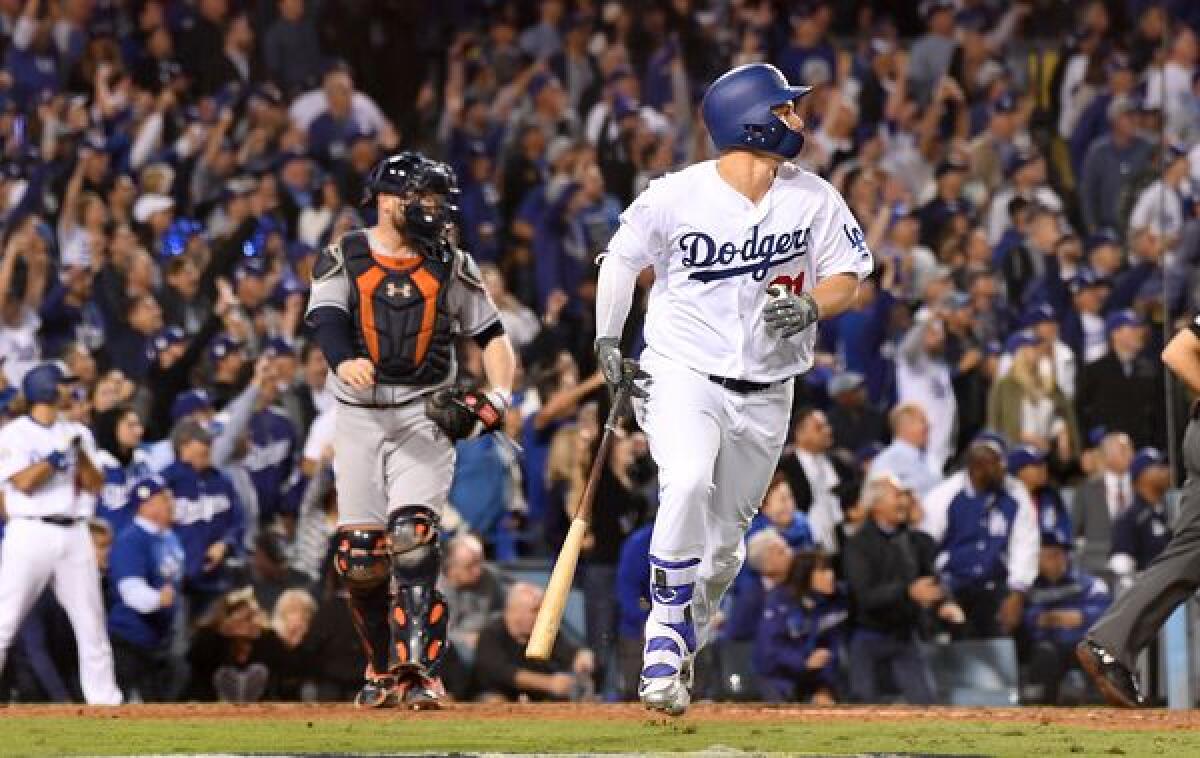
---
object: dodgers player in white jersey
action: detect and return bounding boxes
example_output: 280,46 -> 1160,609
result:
0,363 -> 122,704
595,63 -> 873,715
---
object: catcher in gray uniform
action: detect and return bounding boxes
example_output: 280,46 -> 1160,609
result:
305,151 -> 516,709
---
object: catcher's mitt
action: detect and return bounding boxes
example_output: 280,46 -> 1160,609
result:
425,386 -> 506,441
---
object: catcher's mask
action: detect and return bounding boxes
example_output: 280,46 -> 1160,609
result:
362,152 -> 460,252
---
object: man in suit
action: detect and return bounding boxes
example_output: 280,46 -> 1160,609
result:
1072,432 -> 1135,581
1078,316 -> 1200,707
1076,310 -> 1166,449
779,408 -> 856,554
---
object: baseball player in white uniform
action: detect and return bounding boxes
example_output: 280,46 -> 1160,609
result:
0,362 -> 122,704
595,63 -> 872,715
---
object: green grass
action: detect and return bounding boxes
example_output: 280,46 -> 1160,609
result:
2,716 -> 1197,756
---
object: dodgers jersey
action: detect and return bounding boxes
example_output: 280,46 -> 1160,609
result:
605,161 -> 873,382
0,416 -> 100,518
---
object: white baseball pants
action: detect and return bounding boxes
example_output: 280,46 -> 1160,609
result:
634,347 -> 793,648
0,518 -> 122,704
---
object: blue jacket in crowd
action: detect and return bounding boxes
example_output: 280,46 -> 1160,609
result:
724,513 -> 815,641
1022,570 -> 1111,649
1032,485 -> 1073,550
922,472 -> 1039,593
160,460 -> 245,593
242,407 -> 298,522
615,524 -> 653,641
1111,496 -> 1172,571
96,450 -> 158,536
108,519 -> 185,650
753,586 -> 848,700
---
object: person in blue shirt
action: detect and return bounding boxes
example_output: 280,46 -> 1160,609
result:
241,378 -> 299,526
1021,530 -> 1111,705
775,5 -> 836,97
37,263 -> 101,360
160,419 -> 245,618
1008,445 -> 1072,549
753,547 -> 847,704
920,433 -> 1040,639
615,523 -> 652,701
1110,448 -> 1172,585
107,476 -> 185,702
726,474 -> 814,642
457,145 -> 503,264
869,403 -> 941,498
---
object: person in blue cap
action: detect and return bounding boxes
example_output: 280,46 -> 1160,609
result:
241,357 -> 300,526
144,279 -> 240,440
1008,445 -> 1072,548
1076,308 -> 1166,450
160,418 -> 245,620
1049,266 -> 1112,365
1109,448 -> 1172,587
1021,528 -> 1111,705
1078,94 -> 1153,236
920,431 -> 1039,638
107,475 -> 185,702
207,333 -> 248,409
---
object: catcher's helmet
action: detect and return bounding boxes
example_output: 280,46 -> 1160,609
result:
21,362 -> 68,406
701,63 -> 813,160
362,152 -> 460,252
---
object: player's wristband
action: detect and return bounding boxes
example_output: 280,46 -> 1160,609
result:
487,388 -> 512,410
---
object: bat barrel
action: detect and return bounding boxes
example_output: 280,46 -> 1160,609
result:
524,379 -> 635,660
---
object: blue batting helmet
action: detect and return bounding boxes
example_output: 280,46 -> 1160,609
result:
21,363 -> 68,406
701,63 -> 813,160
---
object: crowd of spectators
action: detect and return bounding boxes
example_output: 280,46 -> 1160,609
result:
0,0 -> 1198,706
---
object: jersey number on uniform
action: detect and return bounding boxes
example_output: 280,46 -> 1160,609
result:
768,272 -> 806,295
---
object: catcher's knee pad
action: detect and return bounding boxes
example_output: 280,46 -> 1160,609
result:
335,527 -> 391,590
386,506 -> 448,673
334,528 -> 392,676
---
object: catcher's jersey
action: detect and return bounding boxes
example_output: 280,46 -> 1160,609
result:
605,160 -> 873,382
306,228 -> 500,406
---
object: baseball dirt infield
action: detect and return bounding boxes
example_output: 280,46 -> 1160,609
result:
4,702 -> 1200,756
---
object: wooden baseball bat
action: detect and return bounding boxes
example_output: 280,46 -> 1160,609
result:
526,375 -> 635,661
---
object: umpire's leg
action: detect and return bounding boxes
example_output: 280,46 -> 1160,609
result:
1088,418 -> 1200,670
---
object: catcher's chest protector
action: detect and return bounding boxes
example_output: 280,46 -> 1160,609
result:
343,231 -> 454,386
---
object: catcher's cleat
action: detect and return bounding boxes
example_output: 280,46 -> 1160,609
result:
354,675 -> 401,708
397,671 -> 445,711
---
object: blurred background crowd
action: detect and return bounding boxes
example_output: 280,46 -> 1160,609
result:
0,0 -> 1198,707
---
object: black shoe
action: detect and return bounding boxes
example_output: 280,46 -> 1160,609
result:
1075,640 -> 1146,708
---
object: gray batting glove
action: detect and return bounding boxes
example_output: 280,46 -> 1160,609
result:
595,337 -> 649,398
764,287 -> 820,338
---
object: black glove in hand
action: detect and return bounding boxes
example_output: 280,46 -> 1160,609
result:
763,286 -> 820,338
426,386 -> 507,441
594,337 -> 648,398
